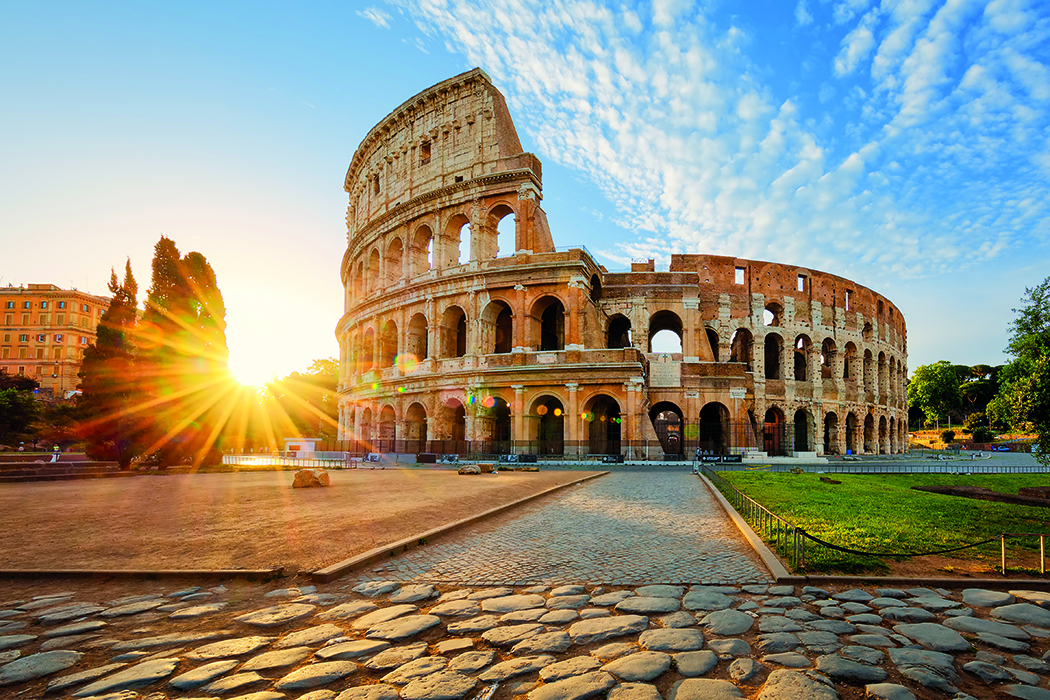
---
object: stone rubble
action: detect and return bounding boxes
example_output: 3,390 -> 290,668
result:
0,581 -> 1046,699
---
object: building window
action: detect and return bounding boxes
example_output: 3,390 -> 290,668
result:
57,301 -> 66,309
734,267 -> 745,284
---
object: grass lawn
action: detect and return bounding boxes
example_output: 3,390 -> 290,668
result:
718,471 -> 1050,574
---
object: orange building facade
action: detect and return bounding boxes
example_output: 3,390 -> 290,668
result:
0,284 -> 109,397
335,69 -> 908,458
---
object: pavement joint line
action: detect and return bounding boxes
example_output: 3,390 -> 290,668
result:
311,470 -> 610,583
698,473 -> 789,581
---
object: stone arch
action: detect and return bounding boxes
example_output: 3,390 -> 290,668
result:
406,402 -> 427,450
793,408 -> 812,452
530,295 -> 565,351
380,319 -> 398,367
583,394 -> 621,455
530,394 -> 565,455
763,406 -> 786,455
794,335 -> 811,381
439,305 -> 467,358
763,302 -> 783,326
406,313 -> 428,361
698,402 -> 730,455
824,411 -> 838,455
607,314 -> 632,349
706,327 -> 720,362
385,237 -> 404,286
480,299 -> 514,354
764,333 -> 783,380
820,338 -> 837,379
729,328 -> 754,371
410,224 -> 433,276
650,401 -> 685,456
648,310 -> 683,353
490,203 -> 517,259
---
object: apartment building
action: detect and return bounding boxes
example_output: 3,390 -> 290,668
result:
0,284 -> 110,397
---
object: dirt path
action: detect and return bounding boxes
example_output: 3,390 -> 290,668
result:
0,469 -> 598,572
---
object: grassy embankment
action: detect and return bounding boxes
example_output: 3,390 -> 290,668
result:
719,471 -> 1050,574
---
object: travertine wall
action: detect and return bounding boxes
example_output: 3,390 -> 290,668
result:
336,69 -> 908,457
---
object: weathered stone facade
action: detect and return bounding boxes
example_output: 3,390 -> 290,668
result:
336,69 -> 907,457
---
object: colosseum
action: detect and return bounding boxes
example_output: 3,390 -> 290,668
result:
336,68 -> 908,460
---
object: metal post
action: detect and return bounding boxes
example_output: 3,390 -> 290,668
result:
1001,534 -> 1007,576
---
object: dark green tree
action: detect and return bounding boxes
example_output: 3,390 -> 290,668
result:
77,261 -> 145,468
138,237 -> 230,467
907,360 -> 961,429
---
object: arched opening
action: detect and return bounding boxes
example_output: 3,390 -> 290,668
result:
698,402 -> 730,455
706,328 -> 720,361
607,315 -> 632,349
584,394 -> 621,455
820,338 -> 836,379
793,409 -> 810,452
824,412 -> 838,455
410,225 -> 433,276
729,329 -> 754,371
763,302 -> 783,326
879,415 -> 888,454
531,296 -> 565,351
480,396 -> 511,453
764,333 -> 783,380
764,408 -> 785,456
380,319 -> 398,367
440,306 -> 467,358
649,402 -> 684,456
533,396 -> 565,455
589,275 -> 602,303
864,413 -> 875,453
648,310 -> 684,353
406,402 -> 427,452
378,405 -> 396,447
493,205 -> 516,258
843,342 -> 857,380
480,300 -> 513,354
362,327 -> 375,371
794,335 -> 811,381
385,237 -> 404,286
367,249 -> 381,292
406,313 -> 428,361
845,413 -> 857,454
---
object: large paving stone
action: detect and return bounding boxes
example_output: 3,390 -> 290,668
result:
234,603 -> 316,628
601,651 -> 671,681
479,655 -> 556,682
0,650 -> 82,686
401,670 -> 477,700
185,635 -> 274,659
316,639 -> 391,660
639,628 -> 704,652
616,597 -> 680,614
963,589 -> 1016,607
529,671 -> 616,700
569,616 -> 649,645
993,603 -> 1050,627
71,658 -> 180,697
481,595 -> 546,612
700,609 -> 753,636
169,659 -> 240,690
275,660 -> 358,690
755,668 -> 838,700
944,615 -> 1031,640
351,604 -> 419,630
892,623 -> 970,652
366,614 -> 441,640
667,678 -> 744,700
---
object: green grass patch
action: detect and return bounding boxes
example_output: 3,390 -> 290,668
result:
718,472 -> 1050,574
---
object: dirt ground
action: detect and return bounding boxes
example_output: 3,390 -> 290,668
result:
0,469 -> 599,573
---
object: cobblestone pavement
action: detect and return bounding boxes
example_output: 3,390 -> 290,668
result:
2,577 -> 1049,700
360,468 -> 772,586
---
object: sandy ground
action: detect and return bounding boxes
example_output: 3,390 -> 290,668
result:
0,469 -> 599,573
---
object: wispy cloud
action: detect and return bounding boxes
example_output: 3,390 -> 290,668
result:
394,0 -> 1050,280
357,7 -> 392,28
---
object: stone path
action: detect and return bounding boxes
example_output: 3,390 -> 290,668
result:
1,579 -> 1049,699
360,468 -> 771,586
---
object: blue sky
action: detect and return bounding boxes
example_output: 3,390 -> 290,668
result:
2,1 -> 1048,383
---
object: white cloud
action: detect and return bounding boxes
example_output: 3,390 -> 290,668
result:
357,6 -> 392,28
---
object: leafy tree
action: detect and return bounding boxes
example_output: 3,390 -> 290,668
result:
78,261 -> 146,468
138,237 -> 230,467
0,387 -> 39,447
907,360 -> 961,429
990,276 -> 1050,466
